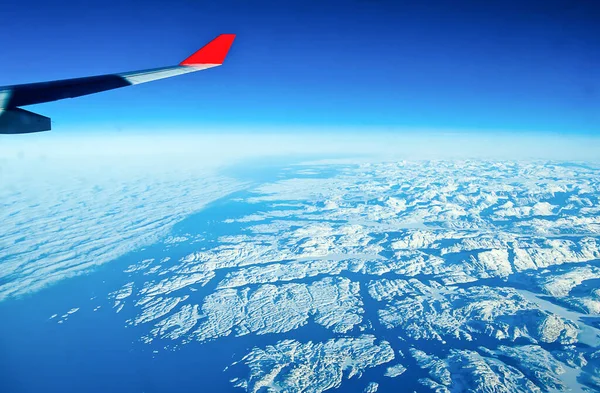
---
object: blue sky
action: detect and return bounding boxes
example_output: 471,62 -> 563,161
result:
0,0 -> 598,134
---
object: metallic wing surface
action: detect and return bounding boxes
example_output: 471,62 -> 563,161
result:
0,34 -> 235,134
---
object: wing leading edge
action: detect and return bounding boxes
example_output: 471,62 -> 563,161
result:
0,34 -> 235,134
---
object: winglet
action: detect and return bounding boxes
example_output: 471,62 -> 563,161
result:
180,34 -> 236,66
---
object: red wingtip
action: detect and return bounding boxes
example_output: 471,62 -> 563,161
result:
179,34 -> 236,66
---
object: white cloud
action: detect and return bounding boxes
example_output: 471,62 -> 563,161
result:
0,142 -> 245,300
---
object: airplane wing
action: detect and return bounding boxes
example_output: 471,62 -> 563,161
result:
0,34 -> 236,134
